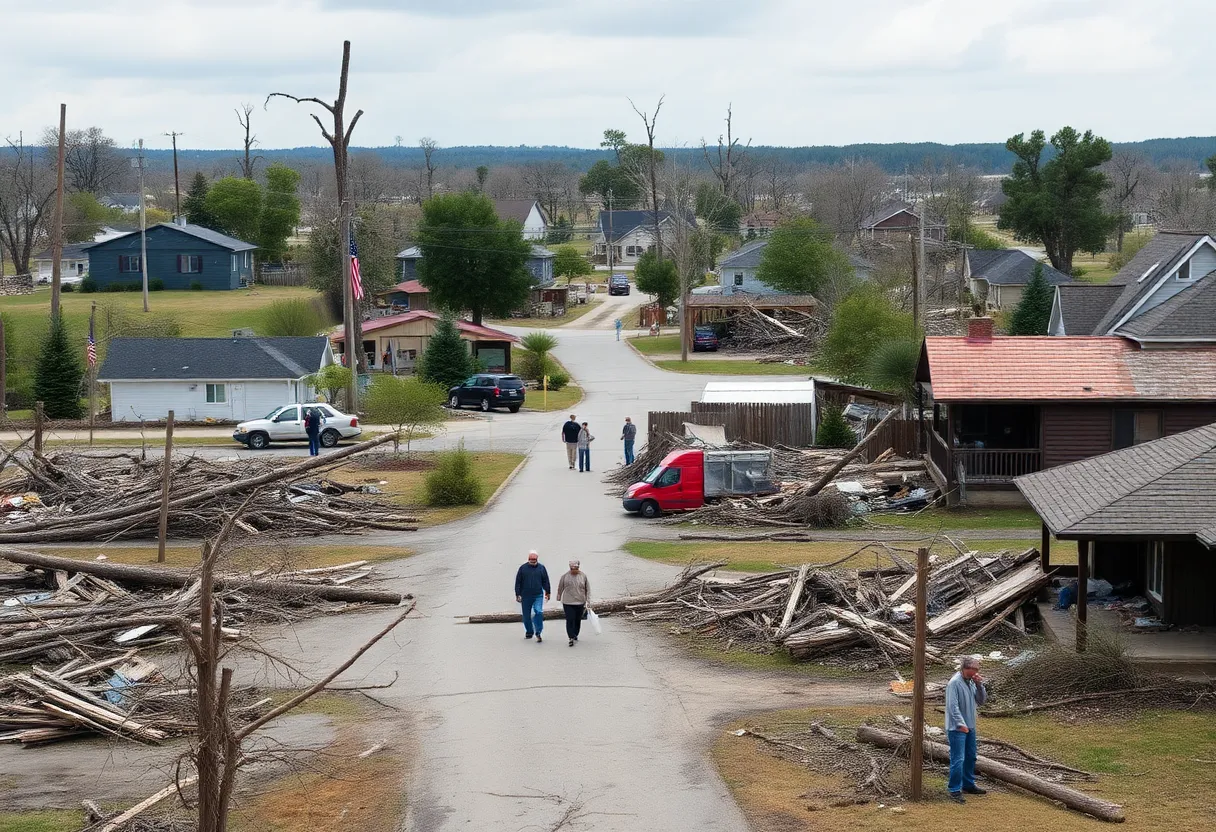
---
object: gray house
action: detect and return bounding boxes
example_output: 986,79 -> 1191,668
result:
965,249 -> 1071,309
715,239 -> 872,296
396,244 -> 555,287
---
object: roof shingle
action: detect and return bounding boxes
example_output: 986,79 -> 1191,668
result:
99,337 -> 328,381
967,249 -> 1071,286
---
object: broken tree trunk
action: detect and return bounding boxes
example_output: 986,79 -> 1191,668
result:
805,408 -> 899,497
926,561 -> 1050,636
855,725 -> 1125,823
0,548 -> 407,605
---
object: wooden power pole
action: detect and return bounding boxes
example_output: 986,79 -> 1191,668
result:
88,301 -> 97,446
136,139 -> 150,313
910,546 -> 930,800
157,411 -> 175,563
50,103 -> 67,320
164,131 -> 184,218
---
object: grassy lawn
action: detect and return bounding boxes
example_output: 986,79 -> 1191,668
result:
653,359 -> 810,376
715,705 -> 1216,832
624,538 -> 1038,574
486,297 -> 603,328
524,384 -> 583,412
0,811 -> 85,832
866,507 -> 1041,532
33,543 -> 413,570
626,334 -> 683,355
334,451 -> 525,526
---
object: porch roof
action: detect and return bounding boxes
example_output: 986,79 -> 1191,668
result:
1015,423 -> 1216,544
919,335 -> 1216,402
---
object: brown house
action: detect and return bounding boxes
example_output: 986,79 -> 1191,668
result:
917,318 -> 1216,505
859,200 -> 945,242
375,279 -> 430,313
1016,424 -> 1216,628
332,311 -> 517,375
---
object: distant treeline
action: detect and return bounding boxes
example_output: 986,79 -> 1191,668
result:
137,137 -> 1216,175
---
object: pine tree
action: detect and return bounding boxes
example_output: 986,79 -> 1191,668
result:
182,172 -> 214,227
418,313 -> 477,390
815,405 -> 856,449
34,318 -> 84,419
1008,263 -> 1054,335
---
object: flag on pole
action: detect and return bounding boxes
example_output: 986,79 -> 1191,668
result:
86,317 -> 97,367
350,234 -> 364,301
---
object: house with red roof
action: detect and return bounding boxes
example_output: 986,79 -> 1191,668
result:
331,311 -> 518,375
917,317 -> 1216,505
375,279 -> 430,313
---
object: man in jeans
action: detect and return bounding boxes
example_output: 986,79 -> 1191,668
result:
561,414 -> 581,470
945,656 -> 988,803
621,416 -> 637,465
514,550 -> 550,642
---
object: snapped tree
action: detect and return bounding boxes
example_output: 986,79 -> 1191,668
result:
1008,263 -> 1055,336
634,249 -> 680,308
998,127 -> 1117,275
418,312 -> 477,390
415,192 -> 533,325
364,375 -> 447,455
34,317 -> 84,419
757,217 -> 853,296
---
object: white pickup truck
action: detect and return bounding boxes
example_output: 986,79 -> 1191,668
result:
232,403 -> 361,450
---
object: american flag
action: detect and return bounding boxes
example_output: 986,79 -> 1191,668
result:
350,234 -> 364,301
86,317 -> 97,367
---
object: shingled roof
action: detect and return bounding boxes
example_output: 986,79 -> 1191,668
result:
1015,423 -> 1216,544
719,239 -> 768,269
1052,284 -> 1125,336
1089,231 -> 1210,334
1117,270 -> 1216,341
967,249 -> 1071,286
99,337 -> 329,381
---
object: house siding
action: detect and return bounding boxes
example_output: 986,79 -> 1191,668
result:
1163,541 -> 1216,626
1041,405 -> 1113,468
1137,245 -> 1216,317
87,226 -> 252,290
109,379 -> 299,422
719,266 -> 777,295
1162,404 -> 1216,433
401,259 -> 419,280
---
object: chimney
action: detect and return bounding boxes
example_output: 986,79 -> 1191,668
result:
967,317 -> 994,342
176,215 -> 187,227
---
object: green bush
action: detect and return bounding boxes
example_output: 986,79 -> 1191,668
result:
815,405 -> 856,449
79,277 -> 98,293
545,369 -> 569,391
101,282 -> 125,293
61,282 -> 75,293
190,280 -> 204,291
424,441 -> 483,506
258,297 -> 329,336
149,278 -> 165,291
125,282 -> 141,292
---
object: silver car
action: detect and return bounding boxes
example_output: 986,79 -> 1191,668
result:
232,403 -> 361,450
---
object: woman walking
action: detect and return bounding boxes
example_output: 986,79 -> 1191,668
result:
577,422 -> 595,472
556,560 -> 591,646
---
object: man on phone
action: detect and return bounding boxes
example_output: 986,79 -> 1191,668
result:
945,656 -> 988,803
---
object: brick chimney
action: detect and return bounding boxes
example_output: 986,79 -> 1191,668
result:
967,317 -> 994,341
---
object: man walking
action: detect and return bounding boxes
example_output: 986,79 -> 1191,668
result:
621,417 -> 637,465
303,406 -> 325,457
577,422 -> 595,472
945,656 -> 988,803
556,560 -> 590,646
514,550 -> 550,642
561,414 -> 581,470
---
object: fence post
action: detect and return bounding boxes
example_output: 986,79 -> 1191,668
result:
157,411 -> 175,563
33,401 -> 44,454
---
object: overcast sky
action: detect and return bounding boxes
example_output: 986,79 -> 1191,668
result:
3,0 -> 1208,152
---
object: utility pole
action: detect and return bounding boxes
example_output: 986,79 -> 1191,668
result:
50,103 -> 67,319
605,189 -> 614,273
0,316 -> 6,421
136,139 -> 150,312
163,131 -> 184,218
910,546 -> 930,800
88,301 -> 97,446
342,201 -> 358,413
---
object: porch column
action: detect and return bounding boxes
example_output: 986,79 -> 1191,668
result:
1040,523 -> 1051,572
1076,540 -> 1089,653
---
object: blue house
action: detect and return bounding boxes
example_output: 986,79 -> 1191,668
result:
395,244 -> 555,287
84,221 -> 256,290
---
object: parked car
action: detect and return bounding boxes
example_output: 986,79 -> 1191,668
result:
608,273 -> 631,296
447,374 -> 526,413
693,326 -> 720,352
233,403 -> 361,450
623,449 -> 775,518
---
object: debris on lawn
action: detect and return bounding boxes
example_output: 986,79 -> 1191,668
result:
0,433 -> 419,543
716,304 -> 828,362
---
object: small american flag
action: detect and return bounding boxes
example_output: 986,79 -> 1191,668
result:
86,317 -> 97,367
350,234 -> 364,301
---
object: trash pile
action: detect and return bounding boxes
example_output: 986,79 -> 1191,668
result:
0,548 -> 405,746
717,305 -> 828,362
0,434 -> 417,543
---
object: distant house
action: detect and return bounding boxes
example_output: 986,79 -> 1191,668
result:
715,239 -> 872,296
1049,231 -> 1216,343
331,310 -> 518,375
84,220 -> 256,290
396,244 -> 555,287
859,201 -> 946,242
99,336 -> 333,422
31,227 -> 128,283
99,194 -> 147,214
492,198 -> 549,240
965,249 -> 1072,309
739,211 -> 782,238
593,209 -> 692,267
375,279 -> 430,313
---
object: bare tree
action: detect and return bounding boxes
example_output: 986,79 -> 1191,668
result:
419,137 -> 438,200
0,134 -> 55,275
235,104 -> 262,180
756,152 -> 799,213
40,125 -> 124,195
1147,161 -> 1214,230
1103,152 -> 1148,251
702,104 -> 750,200
523,161 -> 574,224
348,150 -> 392,205
805,158 -> 888,239
268,39 -> 367,401
629,96 -> 665,259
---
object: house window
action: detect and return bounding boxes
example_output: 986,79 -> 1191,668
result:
1176,260 -> 1193,281
733,273 -> 744,286
177,255 -> 202,273
118,255 -> 141,273
205,383 -> 226,403
1113,410 -> 1163,449
1147,541 -> 1164,601
232,254 -> 238,272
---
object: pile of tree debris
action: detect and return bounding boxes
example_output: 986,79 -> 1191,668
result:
0,434 -> 418,543
0,547 -> 406,746
716,305 -> 828,362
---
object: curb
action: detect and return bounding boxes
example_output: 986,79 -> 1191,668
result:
483,454 -> 530,510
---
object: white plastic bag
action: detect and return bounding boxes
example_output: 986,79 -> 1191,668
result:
587,608 -> 602,635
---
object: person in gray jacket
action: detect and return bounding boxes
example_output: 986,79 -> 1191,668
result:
945,656 -> 988,803
621,417 -> 637,465
577,422 -> 595,472
555,560 -> 591,645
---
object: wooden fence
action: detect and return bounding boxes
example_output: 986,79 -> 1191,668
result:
648,402 -> 815,447
256,264 -> 309,286
859,417 -> 919,462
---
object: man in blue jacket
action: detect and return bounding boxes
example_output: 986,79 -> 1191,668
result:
515,550 -> 551,642
945,656 -> 989,803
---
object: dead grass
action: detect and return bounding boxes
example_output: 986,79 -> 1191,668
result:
714,705 -> 1216,832
32,543 -> 413,570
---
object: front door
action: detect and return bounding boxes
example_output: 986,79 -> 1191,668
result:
229,383 -> 246,420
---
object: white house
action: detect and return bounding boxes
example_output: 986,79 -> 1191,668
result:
32,226 -> 127,282
493,199 -> 549,240
717,239 -> 769,294
99,336 -> 335,422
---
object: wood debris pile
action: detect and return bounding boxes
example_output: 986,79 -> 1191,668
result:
626,548 -> 1050,665
717,306 -> 827,362
0,549 -> 406,746
0,434 -> 418,543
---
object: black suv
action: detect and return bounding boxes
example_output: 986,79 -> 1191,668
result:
608,273 -> 630,295
447,374 -> 527,412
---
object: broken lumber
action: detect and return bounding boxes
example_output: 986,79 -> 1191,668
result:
855,725 -> 1125,822
805,408 -> 900,497
926,561 -> 1050,636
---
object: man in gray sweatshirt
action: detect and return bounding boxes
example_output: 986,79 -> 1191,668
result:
945,655 -> 988,803
621,417 -> 637,465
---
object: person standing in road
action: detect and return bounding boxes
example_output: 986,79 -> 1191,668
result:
561,414 -> 581,470
945,656 -> 989,803
556,560 -> 590,646
577,422 -> 595,472
303,406 -> 325,457
621,417 -> 637,465
514,550 -> 551,642
614,318 -> 623,341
